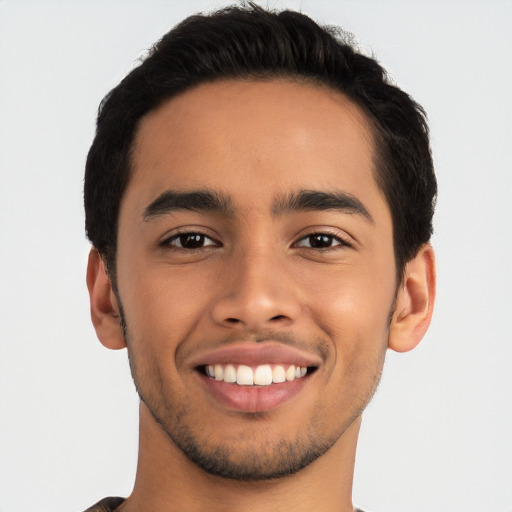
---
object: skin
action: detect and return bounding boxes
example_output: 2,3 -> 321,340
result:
87,79 -> 435,512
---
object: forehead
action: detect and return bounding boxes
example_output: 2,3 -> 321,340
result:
126,79 -> 384,216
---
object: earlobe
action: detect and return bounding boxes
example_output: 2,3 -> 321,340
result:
86,248 -> 127,350
388,244 -> 436,353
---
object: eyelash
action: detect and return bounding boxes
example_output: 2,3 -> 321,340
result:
161,230 -> 352,251
293,231 -> 353,250
162,232 -> 220,251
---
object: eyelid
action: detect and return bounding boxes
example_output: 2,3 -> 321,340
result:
159,226 -> 222,248
292,227 -> 354,249
168,233 -> 217,248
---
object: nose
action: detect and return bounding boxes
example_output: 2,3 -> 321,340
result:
210,247 -> 302,332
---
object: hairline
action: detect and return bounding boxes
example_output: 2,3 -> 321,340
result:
104,74 -> 403,285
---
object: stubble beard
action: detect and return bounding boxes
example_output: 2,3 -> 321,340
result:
127,352 -> 385,482
150,401 -> 338,481
128,354 -> 350,481
117,298 -> 387,482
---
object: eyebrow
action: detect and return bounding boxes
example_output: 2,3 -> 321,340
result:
143,190 -> 234,220
271,190 -> 373,222
142,188 -> 372,223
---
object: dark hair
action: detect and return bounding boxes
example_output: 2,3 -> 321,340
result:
84,3 -> 436,280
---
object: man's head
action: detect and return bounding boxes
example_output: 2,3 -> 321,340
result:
84,3 -> 436,282
85,3 -> 436,483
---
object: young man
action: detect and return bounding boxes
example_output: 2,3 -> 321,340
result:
84,4 -> 436,511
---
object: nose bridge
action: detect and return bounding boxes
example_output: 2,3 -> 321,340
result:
238,243 -> 281,299
210,240 -> 300,330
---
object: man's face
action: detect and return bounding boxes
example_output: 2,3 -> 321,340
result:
114,79 -> 397,479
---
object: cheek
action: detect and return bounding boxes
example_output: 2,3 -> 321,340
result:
305,264 -> 396,339
302,262 -> 395,394
120,266 -> 211,355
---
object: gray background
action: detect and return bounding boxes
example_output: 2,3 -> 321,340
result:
1,1 -> 511,511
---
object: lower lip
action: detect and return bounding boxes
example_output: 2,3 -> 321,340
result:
198,372 -> 311,413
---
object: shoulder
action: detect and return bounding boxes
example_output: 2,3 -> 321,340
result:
82,497 -> 125,512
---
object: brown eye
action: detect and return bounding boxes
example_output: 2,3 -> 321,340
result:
167,233 -> 217,249
309,234 -> 335,248
180,234 -> 205,248
297,234 -> 343,249
294,233 -> 352,251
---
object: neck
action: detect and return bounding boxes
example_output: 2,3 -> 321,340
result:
121,403 -> 359,512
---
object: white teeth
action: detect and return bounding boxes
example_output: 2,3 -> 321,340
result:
205,364 -> 309,386
214,364 -> 224,381
272,365 -> 286,383
236,365 -> 253,386
254,365 -> 273,386
223,364 -> 237,383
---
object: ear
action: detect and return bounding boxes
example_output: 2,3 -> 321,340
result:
86,248 -> 127,350
388,244 -> 436,353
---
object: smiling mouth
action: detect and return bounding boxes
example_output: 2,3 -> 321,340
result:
201,364 -> 316,386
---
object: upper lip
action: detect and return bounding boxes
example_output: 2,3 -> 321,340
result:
188,342 -> 323,369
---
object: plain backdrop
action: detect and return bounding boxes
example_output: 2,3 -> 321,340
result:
0,1 -> 511,511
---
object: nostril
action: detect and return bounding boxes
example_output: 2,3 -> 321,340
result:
270,315 -> 286,321
226,318 -> 241,324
